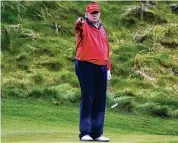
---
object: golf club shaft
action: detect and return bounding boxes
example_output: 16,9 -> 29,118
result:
108,81 -> 117,104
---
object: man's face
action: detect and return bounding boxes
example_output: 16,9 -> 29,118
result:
87,11 -> 100,23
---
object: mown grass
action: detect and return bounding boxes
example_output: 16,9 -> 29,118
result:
2,99 -> 178,143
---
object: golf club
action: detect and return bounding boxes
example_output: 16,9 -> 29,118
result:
108,81 -> 118,109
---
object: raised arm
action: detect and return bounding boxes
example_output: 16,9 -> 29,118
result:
75,17 -> 84,32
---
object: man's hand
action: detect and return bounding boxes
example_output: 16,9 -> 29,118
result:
77,17 -> 84,24
107,70 -> 111,80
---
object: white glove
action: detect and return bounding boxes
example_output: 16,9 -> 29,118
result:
107,70 -> 111,80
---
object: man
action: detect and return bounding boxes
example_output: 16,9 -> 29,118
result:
75,2 -> 111,142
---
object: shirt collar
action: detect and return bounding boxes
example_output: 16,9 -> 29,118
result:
86,18 -> 102,29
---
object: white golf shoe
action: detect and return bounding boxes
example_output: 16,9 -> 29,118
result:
94,136 -> 110,142
80,135 -> 93,141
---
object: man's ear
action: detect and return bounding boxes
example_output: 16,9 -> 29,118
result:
98,12 -> 101,18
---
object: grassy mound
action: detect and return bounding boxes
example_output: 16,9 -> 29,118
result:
1,1 -> 178,118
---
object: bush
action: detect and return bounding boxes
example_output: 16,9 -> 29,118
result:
51,84 -> 80,103
136,102 -> 170,118
1,10 -> 18,24
28,87 -> 58,100
114,96 -> 134,112
1,26 -> 10,50
28,88 -> 43,99
170,109 -> 178,118
68,89 -> 80,103
150,91 -> 178,108
152,105 -> 169,118
43,87 -> 58,99
3,88 -> 27,98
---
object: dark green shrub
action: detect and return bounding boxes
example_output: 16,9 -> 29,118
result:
1,26 -> 10,50
151,92 -> 178,108
152,105 -> 169,118
3,88 -> 27,98
28,87 -> 58,99
28,88 -> 43,99
51,84 -> 80,103
1,10 -> 18,24
43,87 -> 58,99
136,102 -> 170,118
114,96 -> 134,112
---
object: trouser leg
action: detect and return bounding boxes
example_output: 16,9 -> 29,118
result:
75,60 -> 94,139
90,65 -> 107,139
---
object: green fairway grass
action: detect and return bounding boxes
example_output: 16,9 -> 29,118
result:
2,99 -> 178,143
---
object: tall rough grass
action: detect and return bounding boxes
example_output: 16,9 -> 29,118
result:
1,1 -> 178,118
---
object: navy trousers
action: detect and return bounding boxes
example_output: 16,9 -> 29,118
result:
75,60 -> 107,139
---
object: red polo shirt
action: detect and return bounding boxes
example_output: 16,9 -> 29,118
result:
75,19 -> 111,70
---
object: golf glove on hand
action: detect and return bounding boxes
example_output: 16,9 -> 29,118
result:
107,70 -> 111,80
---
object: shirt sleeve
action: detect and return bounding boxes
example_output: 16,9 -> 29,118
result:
104,27 -> 111,70
106,41 -> 111,70
75,20 -> 84,33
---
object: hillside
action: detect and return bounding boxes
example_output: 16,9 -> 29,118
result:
1,1 -> 178,118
